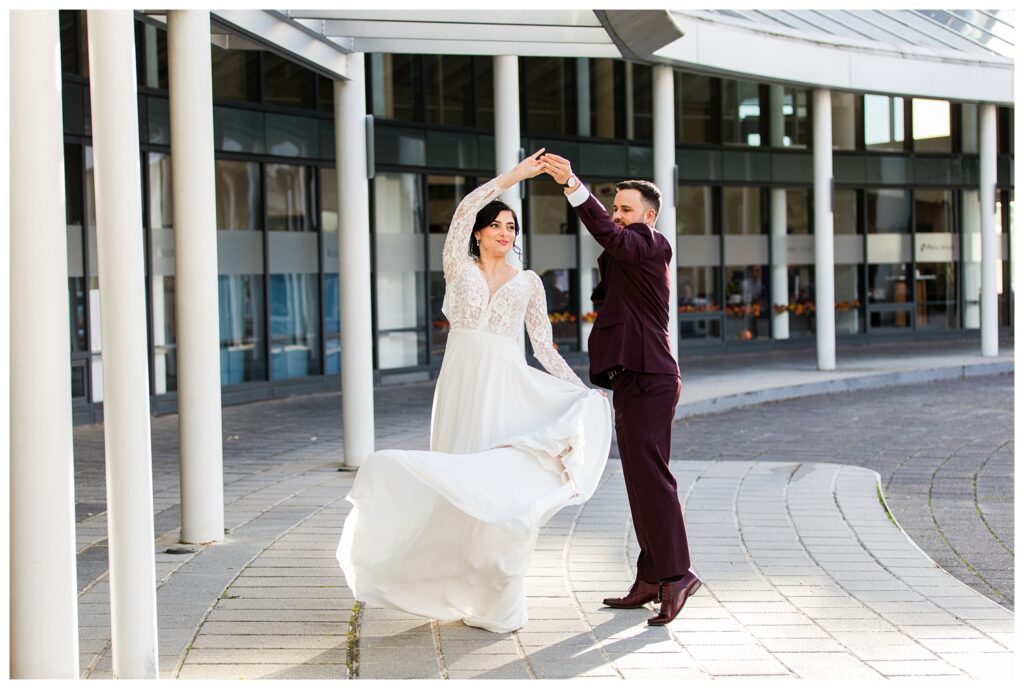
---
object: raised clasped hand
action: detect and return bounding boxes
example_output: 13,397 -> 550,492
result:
517,147 -> 547,181
539,152 -> 573,186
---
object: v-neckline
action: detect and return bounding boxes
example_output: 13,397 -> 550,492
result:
476,267 -> 521,307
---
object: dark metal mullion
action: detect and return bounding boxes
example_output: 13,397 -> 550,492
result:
909,188 -> 917,331
314,166 -> 326,373
715,185 -> 726,342
368,175 -> 379,372
421,173 -> 432,367
260,161 -> 271,382
858,189 -> 868,335
140,149 -> 156,396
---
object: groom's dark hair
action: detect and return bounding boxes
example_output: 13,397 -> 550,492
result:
615,180 -> 662,216
471,200 -> 522,260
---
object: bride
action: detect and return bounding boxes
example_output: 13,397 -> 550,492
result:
337,149 -> 612,633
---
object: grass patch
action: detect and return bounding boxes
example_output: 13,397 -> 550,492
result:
876,484 -> 898,527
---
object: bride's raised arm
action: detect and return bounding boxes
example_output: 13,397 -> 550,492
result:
524,272 -> 587,388
441,149 -> 547,283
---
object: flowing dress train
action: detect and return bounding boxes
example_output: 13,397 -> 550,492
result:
337,179 -> 611,633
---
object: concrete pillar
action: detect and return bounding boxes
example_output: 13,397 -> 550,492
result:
86,10 -> 160,678
494,55 -> 524,268
979,103 -> 999,357
769,86 -> 790,339
812,88 -> 836,371
9,10 -> 80,678
335,52 -> 376,467
168,10 -> 225,544
770,191 -> 790,339
653,64 -> 678,360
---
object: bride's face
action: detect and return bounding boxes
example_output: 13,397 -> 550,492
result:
475,210 -> 517,258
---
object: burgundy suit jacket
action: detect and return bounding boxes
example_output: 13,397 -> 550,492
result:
575,193 -> 679,389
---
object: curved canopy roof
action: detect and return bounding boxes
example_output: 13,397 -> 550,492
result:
191,9 -> 1014,104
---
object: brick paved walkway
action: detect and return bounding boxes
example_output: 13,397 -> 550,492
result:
69,345 -> 1014,679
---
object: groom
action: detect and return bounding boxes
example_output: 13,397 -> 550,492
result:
541,154 -> 700,626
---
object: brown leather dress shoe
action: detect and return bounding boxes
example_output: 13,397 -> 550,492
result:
602,578 -> 662,608
647,570 -> 702,626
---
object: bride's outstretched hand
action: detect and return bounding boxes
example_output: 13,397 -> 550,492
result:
516,148 -> 547,181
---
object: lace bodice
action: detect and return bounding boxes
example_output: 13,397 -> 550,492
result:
441,179 -> 586,388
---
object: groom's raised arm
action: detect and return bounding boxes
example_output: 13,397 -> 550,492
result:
543,154 -> 654,264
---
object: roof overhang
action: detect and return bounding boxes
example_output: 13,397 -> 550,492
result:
646,11 -> 1013,105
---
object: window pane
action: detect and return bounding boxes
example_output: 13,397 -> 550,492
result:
834,265 -> 862,334
677,185 -> 713,235
65,143 -> 83,226
864,94 -> 906,151
215,160 -> 261,230
589,58 -> 622,139
137,22 -> 167,90
524,57 -> 576,137
832,91 -> 858,150
630,63 -> 653,141
835,189 -> 858,234
725,264 -> 768,339
424,55 -> 474,127
212,45 -> 260,103
785,189 -> 809,234
428,175 -> 469,235
321,167 -> 338,233
69,277 -> 87,352
723,187 -> 762,235
677,73 -> 713,144
269,273 -> 321,378
868,263 -> 910,304
866,189 -> 910,234
539,269 -> 579,353
722,79 -> 761,146
371,53 -> 419,121
782,265 -> 815,337
147,152 -> 173,230
218,274 -> 266,383
474,57 -> 494,130
678,266 -> 721,332
263,52 -> 315,110
912,98 -> 951,153
60,11 -> 80,75
323,273 -> 340,374
782,87 -> 809,148
528,179 -> 573,236
317,74 -> 334,113
151,275 -> 176,393
266,164 -> 313,232
960,103 -> 979,154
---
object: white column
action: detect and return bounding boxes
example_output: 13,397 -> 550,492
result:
770,190 -> 790,339
168,10 -> 225,543
979,103 -> 999,357
769,85 -> 790,339
86,10 -> 160,678
9,10 -> 79,678
494,55 -> 524,268
335,52 -> 376,467
812,88 -> 836,371
653,64 -> 678,360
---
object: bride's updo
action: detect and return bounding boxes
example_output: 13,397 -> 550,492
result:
470,200 -> 522,260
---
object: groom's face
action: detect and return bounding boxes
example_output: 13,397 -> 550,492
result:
612,189 -> 656,228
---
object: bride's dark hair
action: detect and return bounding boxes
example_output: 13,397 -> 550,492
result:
470,200 -> 522,261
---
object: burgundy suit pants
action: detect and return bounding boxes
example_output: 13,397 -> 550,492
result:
611,370 -> 690,583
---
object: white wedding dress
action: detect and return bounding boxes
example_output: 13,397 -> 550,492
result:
337,178 -> 611,633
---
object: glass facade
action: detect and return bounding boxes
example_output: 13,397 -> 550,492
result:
56,12 -> 1015,418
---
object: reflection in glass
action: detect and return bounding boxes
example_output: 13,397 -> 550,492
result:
263,52 -> 315,109
321,167 -> 338,233
588,58 -> 620,139
677,186 -> 713,235
912,98 -> 952,153
781,87 -> 809,148
135,21 -> 167,89
211,45 -> 260,103
678,266 -> 721,340
524,57 -> 576,137
834,265 -> 861,334
215,160 -> 261,230
630,63 -> 653,141
962,189 -> 982,329
835,189 -> 858,234
65,143 -> 84,226
424,55 -> 474,126
266,164 -> 313,232
152,275 -> 177,394
270,273 -> 321,378
722,79 -> 761,146
866,189 -> 910,234
677,73 -> 713,144
60,11 -> 88,77
725,264 -> 768,339
528,180 -> 572,235
539,269 -> 579,353
86,146 -> 97,230
784,266 -> 815,337
864,94 -> 905,151
148,152 -> 173,229
475,57 -> 494,130
831,91 -> 858,150
723,187 -> 762,234
375,173 -> 427,369
915,189 -> 957,330
69,277 -> 88,352
428,175 -> 469,234
218,274 -> 266,383
371,53 -> 420,121
323,273 -> 341,374
960,103 -> 979,154
785,189 -> 809,234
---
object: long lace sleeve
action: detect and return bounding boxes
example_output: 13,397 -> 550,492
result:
524,271 -> 587,388
442,177 -> 505,282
